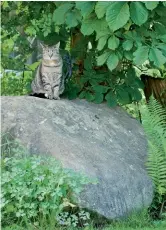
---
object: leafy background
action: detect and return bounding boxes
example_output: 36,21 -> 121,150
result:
1,1 -> 166,107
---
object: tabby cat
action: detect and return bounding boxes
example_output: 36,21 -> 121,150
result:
31,42 -> 64,100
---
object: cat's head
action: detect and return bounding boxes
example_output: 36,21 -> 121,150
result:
40,42 -> 60,60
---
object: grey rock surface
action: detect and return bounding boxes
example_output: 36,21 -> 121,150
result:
1,96 -> 153,219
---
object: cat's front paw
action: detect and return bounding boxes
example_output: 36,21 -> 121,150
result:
54,96 -> 60,100
45,92 -> 53,100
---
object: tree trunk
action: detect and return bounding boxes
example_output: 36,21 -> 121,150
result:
141,75 -> 166,107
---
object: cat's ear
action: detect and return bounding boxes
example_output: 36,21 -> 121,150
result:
40,43 -> 45,49
55,42 -> 60,49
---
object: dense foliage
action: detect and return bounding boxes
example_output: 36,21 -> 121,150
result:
1,1 -> 166,106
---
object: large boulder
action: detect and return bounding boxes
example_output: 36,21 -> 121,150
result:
1,96 -> 153,219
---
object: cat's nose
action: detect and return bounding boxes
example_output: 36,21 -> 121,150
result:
49,52 -> 53,58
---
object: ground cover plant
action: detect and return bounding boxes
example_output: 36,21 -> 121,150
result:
1,135 -> 94,228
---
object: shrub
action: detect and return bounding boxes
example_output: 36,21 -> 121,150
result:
1,70 -> 33,96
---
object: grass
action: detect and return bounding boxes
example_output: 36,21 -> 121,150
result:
2,210 -> 166,230
2,222 -> 166,230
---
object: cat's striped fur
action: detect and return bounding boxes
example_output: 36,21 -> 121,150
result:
31,42 -> 64,100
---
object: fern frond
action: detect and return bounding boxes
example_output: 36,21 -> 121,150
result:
141,97 -> 166,196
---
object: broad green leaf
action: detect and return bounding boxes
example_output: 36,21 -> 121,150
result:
95,2 -> 110,19
124,51 -> 133,61
85,92 -> 95,102
133,46 -> 149,65
81,18 -> 96,35
149,48 -> 166,67
163,2 -> 166,7
97,35 -> 109,51
84,59 -> 92,70
106,2 -> 130,31
76,2 -> 95,18
93,85 -> 109,94
105,91 -> 117,107
107,53 -> 119,71
94,19 -> 109,35
97,51 -> 110,66
95,25 -> 110,40
53,3 -> 73,25
124,31 -> 142,43
122,40 -> 133,51
130,2 -> 148,26
157,44 -> 166,56
135,78 -> 145,89
144,2 -> 159,10
94,92 -> 104,104
108,35 -> 119,50
79,91 -> 86,99
65,10 -> 81,28
68,87 -> 79,100
158,34 -> 166,43
132,89 -> 142,101
116,50 -> 123,60
117,88 -> 131,105
126,68 -> 136,85
154,23 -> 166,35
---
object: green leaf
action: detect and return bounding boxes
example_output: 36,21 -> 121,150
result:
95,25 -> 110,40
157,44 -> 166,56
81,18 -> 96,35
107,53 -> 119,71
158,34 -> 166,43
53,3 -> 73,25
108,35 -> 120,50
149,48 -> 166,67
133,46 -> 149,65
154,23 -> 166,35
68,86 -> 80,100
27,61 -> 40,71
97,51 -> 110,66
144,2 -> 159,10
84,59 -> 92,70
105,91 -> 117,107
76,2 -> 95,18
94,92 -> 104,104
106,2 -> 130,31
130,2 -> 148,26
79,91 -> 86,99
25,26 -> 36,36
65,10 -> 81,28
122,40 -> 133,51
85,92 -> 95,102
133,89 -> 142,101
117,88 -> 131,105
93,85 -> 109,94
95,2 -> 110,19
97,35 -> 109,51
124,51 -> 133,61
